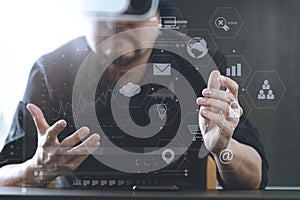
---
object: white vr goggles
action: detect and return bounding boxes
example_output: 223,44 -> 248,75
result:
67,0 -> 159,21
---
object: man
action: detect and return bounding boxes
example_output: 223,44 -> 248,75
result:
0,0 -> 268,189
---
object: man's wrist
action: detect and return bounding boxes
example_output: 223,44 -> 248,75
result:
211,138 -> 237,163
21,159 -> 38,186
210,137 -> 233,156
23,159 -> 54,187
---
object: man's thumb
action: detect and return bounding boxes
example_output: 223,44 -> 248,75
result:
27,103 -> 50,135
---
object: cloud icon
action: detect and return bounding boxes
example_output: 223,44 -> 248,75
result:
119,82 -> 141,97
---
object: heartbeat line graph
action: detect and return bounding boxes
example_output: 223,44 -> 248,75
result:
51,90 -> 111,121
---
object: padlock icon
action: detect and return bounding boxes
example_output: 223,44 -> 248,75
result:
229,101 -> 241,118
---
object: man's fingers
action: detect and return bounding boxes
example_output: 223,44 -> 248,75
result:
67,134 -> 100,155
59,134 -> 100,171
199,72 -> 239,103
60,127 -> 90,149
43,120 -> 67,146
218,75 -> 239,99
200,89 -> 236,105
207,70 -> 221,90
200,109 -> 237,133
200,108 -> 222,127
27,103 -> 50,134
197,97 -> 229,114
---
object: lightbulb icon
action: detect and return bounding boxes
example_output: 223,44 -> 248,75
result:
157,103 -> 167,120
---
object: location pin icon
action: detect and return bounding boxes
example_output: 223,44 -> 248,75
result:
162,149 -> 175,164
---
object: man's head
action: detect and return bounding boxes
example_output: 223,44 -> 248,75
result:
82,0 -> 174,82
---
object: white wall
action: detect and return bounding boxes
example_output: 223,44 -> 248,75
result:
0,0 -> 84,150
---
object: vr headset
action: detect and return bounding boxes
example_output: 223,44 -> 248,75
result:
69,0 -> 159,21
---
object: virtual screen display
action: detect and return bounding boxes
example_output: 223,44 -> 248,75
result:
0,0 -> 299,190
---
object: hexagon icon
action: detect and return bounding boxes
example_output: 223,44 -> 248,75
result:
218,55 -> 251,86
113,76 -> 150,109
150,139 -> 186,168
182,29 -> 218,68
209,7 -> 243,38
158,7 -> 188,40
145,95 -> 180,127
148,54 -> 179,86
246,71 -> 286,109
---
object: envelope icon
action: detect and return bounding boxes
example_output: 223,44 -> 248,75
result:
153,63 -> 171,76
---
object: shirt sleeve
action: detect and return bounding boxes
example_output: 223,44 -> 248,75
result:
0,59 -> 51,167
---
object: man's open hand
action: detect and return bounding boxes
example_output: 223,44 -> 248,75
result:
26,104 -> 100,186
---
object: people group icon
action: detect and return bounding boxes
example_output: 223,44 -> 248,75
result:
262,80 -> 270,90
257,79 -> 275,100
257,89 -> 265,100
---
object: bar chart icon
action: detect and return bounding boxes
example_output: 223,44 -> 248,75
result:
226,63 -> 242,77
